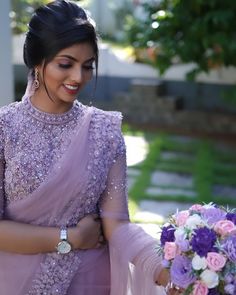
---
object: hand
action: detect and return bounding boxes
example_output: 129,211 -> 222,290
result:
69,214 -> 105,250
165,283 -> 184,295
167,289 -> 183,295
155,268 -> 170,287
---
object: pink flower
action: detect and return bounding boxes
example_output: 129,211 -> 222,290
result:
175,210 -> 190,226
164,242 -> 180,260
214,220 -> 235,237
206,252 -> 227,271
190,204 -> 204,212
191,281 -> 208,295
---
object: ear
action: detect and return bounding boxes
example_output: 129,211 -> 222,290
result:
36,60 -> 45,82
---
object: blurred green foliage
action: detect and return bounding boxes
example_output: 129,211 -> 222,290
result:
11,0 -> 85,34
125,0 -> 236,80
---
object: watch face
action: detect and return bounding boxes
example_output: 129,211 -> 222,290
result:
57,240 -> 72,254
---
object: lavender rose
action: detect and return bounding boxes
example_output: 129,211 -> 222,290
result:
160,224 -> 175,246
201,207 -> 226,225
224,284 -> 235,295
226,212 -> 236,225
222,235 -> 236,263
190,227 -> 217,257
170,255 -> 196,289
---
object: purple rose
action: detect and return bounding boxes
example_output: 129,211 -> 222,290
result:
170,255 -> 196,289
226,213 -> 236,225
160,225 -> 175,246
222,235 -> 236,263
190,227 -> 217,257
208,288 -> 220,295
201,207 -> 226,225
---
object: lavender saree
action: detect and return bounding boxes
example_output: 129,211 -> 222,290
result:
0,91 -> 165,294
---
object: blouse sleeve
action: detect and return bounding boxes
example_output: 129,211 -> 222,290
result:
0,122 -> 5,219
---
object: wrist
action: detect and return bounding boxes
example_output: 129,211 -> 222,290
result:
68,227 -> 80,250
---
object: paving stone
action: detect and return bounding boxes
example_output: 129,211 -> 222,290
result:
127,168 -> 141,177
167,135 -> 197,144
146,187 -> 196,198
151,171 -> 194,188
212,184 -> 236,201
160,151 -> 195,161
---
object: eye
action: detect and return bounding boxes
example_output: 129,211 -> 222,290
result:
58,63 -> 72,69
83,64 -> 94,70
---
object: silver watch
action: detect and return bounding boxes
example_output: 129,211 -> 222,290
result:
56,228 -> 72,254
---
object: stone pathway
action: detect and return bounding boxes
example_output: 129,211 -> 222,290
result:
124,133 -> 236,234
150,171 -> 194,188
146,170 -> 197,199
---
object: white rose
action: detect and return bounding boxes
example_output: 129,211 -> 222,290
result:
174,227 -> 186,240
200,269 -> 219,288
192,254 -> 207,270
185,214 -> 203,229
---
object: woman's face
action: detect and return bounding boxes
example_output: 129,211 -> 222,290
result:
37,42 -> 95,107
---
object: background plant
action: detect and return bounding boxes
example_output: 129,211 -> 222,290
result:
10,0 -> 88,34
125,0 -> 236,80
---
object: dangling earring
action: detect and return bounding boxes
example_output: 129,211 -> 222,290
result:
33,68 -> 40,90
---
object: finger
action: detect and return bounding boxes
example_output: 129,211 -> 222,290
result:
85,213 -> 99,220
95,242 -> 102,249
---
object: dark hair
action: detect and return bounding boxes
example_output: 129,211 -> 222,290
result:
24,0 -> 98,79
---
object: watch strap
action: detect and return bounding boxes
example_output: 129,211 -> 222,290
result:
60,228 -> 68,241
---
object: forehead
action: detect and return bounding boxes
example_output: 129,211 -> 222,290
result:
55,42 -> 95,61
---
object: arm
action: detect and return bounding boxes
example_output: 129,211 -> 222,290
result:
0,216 -> 101,254
0,143 -> 101,254
99,145 -> 168,286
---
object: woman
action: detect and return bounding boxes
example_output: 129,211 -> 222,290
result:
0,1 -> 173,294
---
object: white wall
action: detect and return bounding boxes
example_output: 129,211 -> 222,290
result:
0,0 -> 14,107
87,0 -> 127,37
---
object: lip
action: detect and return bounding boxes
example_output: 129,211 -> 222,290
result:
63,84 -> 80,95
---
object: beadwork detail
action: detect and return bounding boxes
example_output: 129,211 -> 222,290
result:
0,97 -> 84,203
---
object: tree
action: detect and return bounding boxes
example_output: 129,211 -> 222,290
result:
125,0 -> 236,80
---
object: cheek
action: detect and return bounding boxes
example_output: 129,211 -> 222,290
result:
83,70 -> 93,82
45,65 -> 66,85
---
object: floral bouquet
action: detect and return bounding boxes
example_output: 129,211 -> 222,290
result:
158,203 -> 236,295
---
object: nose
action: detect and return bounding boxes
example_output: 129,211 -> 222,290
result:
71,67 -> 82,83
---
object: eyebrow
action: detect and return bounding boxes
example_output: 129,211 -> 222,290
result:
57,55 -> 95,63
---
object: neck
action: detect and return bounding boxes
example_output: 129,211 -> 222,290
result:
31,90 -> 73,114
